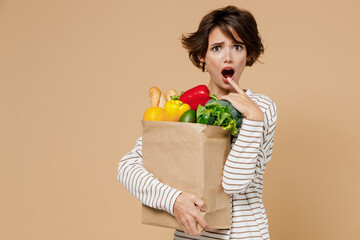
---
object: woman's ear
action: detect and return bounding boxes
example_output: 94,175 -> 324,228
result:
197,54 -> 205,63
246,54 -> 252,62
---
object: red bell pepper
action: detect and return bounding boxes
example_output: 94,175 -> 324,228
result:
179,85 -> 211,110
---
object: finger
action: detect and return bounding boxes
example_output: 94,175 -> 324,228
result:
227,77 -> 245,94
188,218 -> 201,236
180,223 -> 188,235
220,95 -> 233,103
182,220 -> 192,235
179,220 -> 189,234
196,214 -> 210,231
193,197 -> 206,212
220,94 -> 229,100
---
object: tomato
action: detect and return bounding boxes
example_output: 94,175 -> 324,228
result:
143,107 -> 166,121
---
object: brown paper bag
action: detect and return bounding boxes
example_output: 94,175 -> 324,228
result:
141,120 -> 231,231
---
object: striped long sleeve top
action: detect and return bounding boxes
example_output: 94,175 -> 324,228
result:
117,88 -> 278,240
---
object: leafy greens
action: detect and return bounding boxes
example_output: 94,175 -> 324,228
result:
196,100 -> 238,135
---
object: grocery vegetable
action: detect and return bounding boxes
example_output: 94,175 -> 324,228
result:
206,99 -> 243,128
197,106 -> 215,125
179,85 -> 211,110
159,93 -> 167,108
179,109 -> 197,123
143,107 -> 166,121
179,103 -> 191,117
149,87 -> 161,107
165,89 -> 178,101
196,100 -> 238,135
164,100 -> 191,122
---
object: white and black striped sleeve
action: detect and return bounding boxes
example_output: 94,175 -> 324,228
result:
222,102 -> 277,195
117,137 -> 183,216
263,101 -> 278,164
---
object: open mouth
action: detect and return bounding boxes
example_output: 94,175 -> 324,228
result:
221,68 -> 234,79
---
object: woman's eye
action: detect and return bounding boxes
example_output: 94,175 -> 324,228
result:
211,46 -> 221,51
234,45 -> 242,51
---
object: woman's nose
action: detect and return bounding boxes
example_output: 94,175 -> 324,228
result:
224,50 -> 232,63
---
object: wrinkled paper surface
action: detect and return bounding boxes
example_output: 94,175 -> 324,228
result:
141,120 -> 231,231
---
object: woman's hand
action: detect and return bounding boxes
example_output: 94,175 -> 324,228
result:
173,192 -> 210,236
221,77 -> 264,121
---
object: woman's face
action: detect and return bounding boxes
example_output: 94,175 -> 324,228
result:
199,26 -> 249,96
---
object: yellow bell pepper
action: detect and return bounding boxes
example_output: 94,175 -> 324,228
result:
164,100 -> 191,122
178,102 -> 191,118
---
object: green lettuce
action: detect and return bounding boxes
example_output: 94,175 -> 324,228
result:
196,99 -> 238,135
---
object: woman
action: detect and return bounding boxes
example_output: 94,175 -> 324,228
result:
117,5 -> 278,240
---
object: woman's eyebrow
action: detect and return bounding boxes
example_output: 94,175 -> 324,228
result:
210,41 -> 225,46
234,41 -> 245,45
210,41 -> 245,46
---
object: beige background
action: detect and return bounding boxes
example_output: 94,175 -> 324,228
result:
1,0 -> 359,239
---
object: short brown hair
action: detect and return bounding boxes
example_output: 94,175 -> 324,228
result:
181,5 -> 264,72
